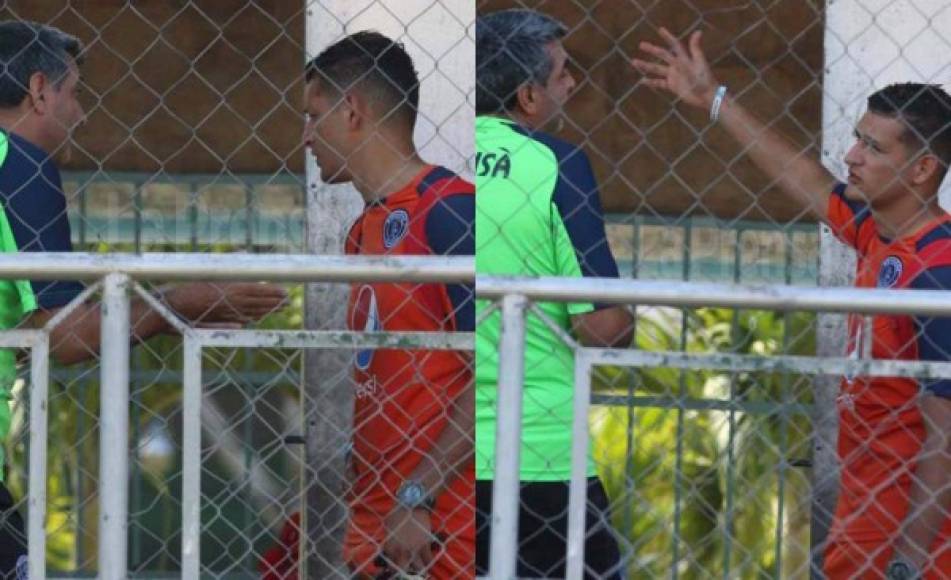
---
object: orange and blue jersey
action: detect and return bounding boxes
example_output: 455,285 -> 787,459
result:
344,165 -> 474,578
825,183 -> 951,578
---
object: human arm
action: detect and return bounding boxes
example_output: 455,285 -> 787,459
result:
891,394 -> 951,572
572,305 -> 634,347
632,28 -> 837,222
537,137 -> 634,347
383,191 -> 475,572
28,282 -> 288,365
383,380 -> 473,572
890,267 -> 951,572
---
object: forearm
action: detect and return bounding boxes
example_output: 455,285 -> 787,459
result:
893,430 -> 951,565
47,297 -> 172,364
407,379 -> 474,499
573,306 -> 635,348
716,95 -> 836,219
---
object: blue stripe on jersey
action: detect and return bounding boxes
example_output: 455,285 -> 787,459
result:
915,221 -> 951,253
910,265 -> 951,398
0,132 -> 84,310
507,125 -> 620,281
425,193 -> 474,332
417,166 -> 458,196
831,182 -> 872,231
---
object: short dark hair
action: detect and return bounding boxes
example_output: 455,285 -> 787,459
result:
0,20 -> 83,108
476,9 -> 567,115
868,83 -> 951,175
305,31 -> 419,129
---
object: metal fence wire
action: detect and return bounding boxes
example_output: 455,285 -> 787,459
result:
0,0 -> 949,579
474,1 -> 950,580
1,1 -> 476,579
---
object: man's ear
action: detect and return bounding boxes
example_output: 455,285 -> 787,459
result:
912,153 -> 942,186
27,72 -> 49,114
515,83 -> 539,117
342,92 -> 367,132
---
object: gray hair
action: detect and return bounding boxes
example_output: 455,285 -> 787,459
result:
476,9 -> 567,115
0,20 -> 83,108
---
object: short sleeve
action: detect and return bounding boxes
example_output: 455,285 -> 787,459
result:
425,193 -> 474,332
2,153 -> 84,310
549,146 -> 619,313
910,265 -> 951,398
827,183 -> 873,252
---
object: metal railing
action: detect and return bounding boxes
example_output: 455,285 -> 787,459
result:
1,252 -> 472,579
477,276 -> 951,580
9,253 -> 950,578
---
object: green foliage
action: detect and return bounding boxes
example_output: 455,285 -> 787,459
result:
5,260 -> 305,574
591,308 -> 816,578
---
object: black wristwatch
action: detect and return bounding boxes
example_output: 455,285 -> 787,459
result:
395,480 -> 435,511
885,555 -> 921,580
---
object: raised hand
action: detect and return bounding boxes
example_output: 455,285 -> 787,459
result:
632,28 -> 719,110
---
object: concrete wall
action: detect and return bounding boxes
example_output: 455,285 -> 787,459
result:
301,1 -> 474,576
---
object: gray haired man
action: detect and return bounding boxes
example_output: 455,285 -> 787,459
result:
0,20 -> 286,576
476,8 -> 631,579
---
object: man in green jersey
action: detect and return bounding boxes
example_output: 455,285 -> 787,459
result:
0,21 -> 286,575
475,9 -> 634,578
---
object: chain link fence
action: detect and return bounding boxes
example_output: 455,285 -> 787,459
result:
3,0 -> 951,578
476,0 -> 949,579
1,0 -> 474,578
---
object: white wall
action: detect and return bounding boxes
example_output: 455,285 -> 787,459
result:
301,2 -> 473,575
304,0 -> 475,249
306,0 -> 474,186
823,0 -> 951,206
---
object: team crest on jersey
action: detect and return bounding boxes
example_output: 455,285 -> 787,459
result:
877,256 -> 903,288
350,285 -> 380,370
383,209 -> 409,249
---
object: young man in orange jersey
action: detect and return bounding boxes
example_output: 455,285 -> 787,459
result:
303,32 -> 474,579
635,29 -> 950,579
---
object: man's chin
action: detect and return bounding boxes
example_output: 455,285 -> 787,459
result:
56,143 -> 73,165
843,183 -> 869,203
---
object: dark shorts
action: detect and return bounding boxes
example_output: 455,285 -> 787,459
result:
0,483 -> 26,579
475,477 -> 623,579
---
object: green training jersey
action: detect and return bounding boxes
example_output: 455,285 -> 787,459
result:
475,115 -> 620,481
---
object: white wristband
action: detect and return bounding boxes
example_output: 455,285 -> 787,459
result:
710,85 -> 728,122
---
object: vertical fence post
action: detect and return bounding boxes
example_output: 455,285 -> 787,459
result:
565,351 -> 594,580
181,334 -> 203,578
99,272 -> 131,580
303,4 -> 360,574
489,294 -> 527,579
28,332 -> 49,580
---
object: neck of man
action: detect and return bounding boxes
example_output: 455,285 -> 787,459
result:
875,185 -> 946,240
504,110 -> 537,131
504,109 -> 565,134
0,110 -> 43,150
350,133 -> 427,205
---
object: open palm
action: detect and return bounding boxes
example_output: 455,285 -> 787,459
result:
632,28 -> 719,110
